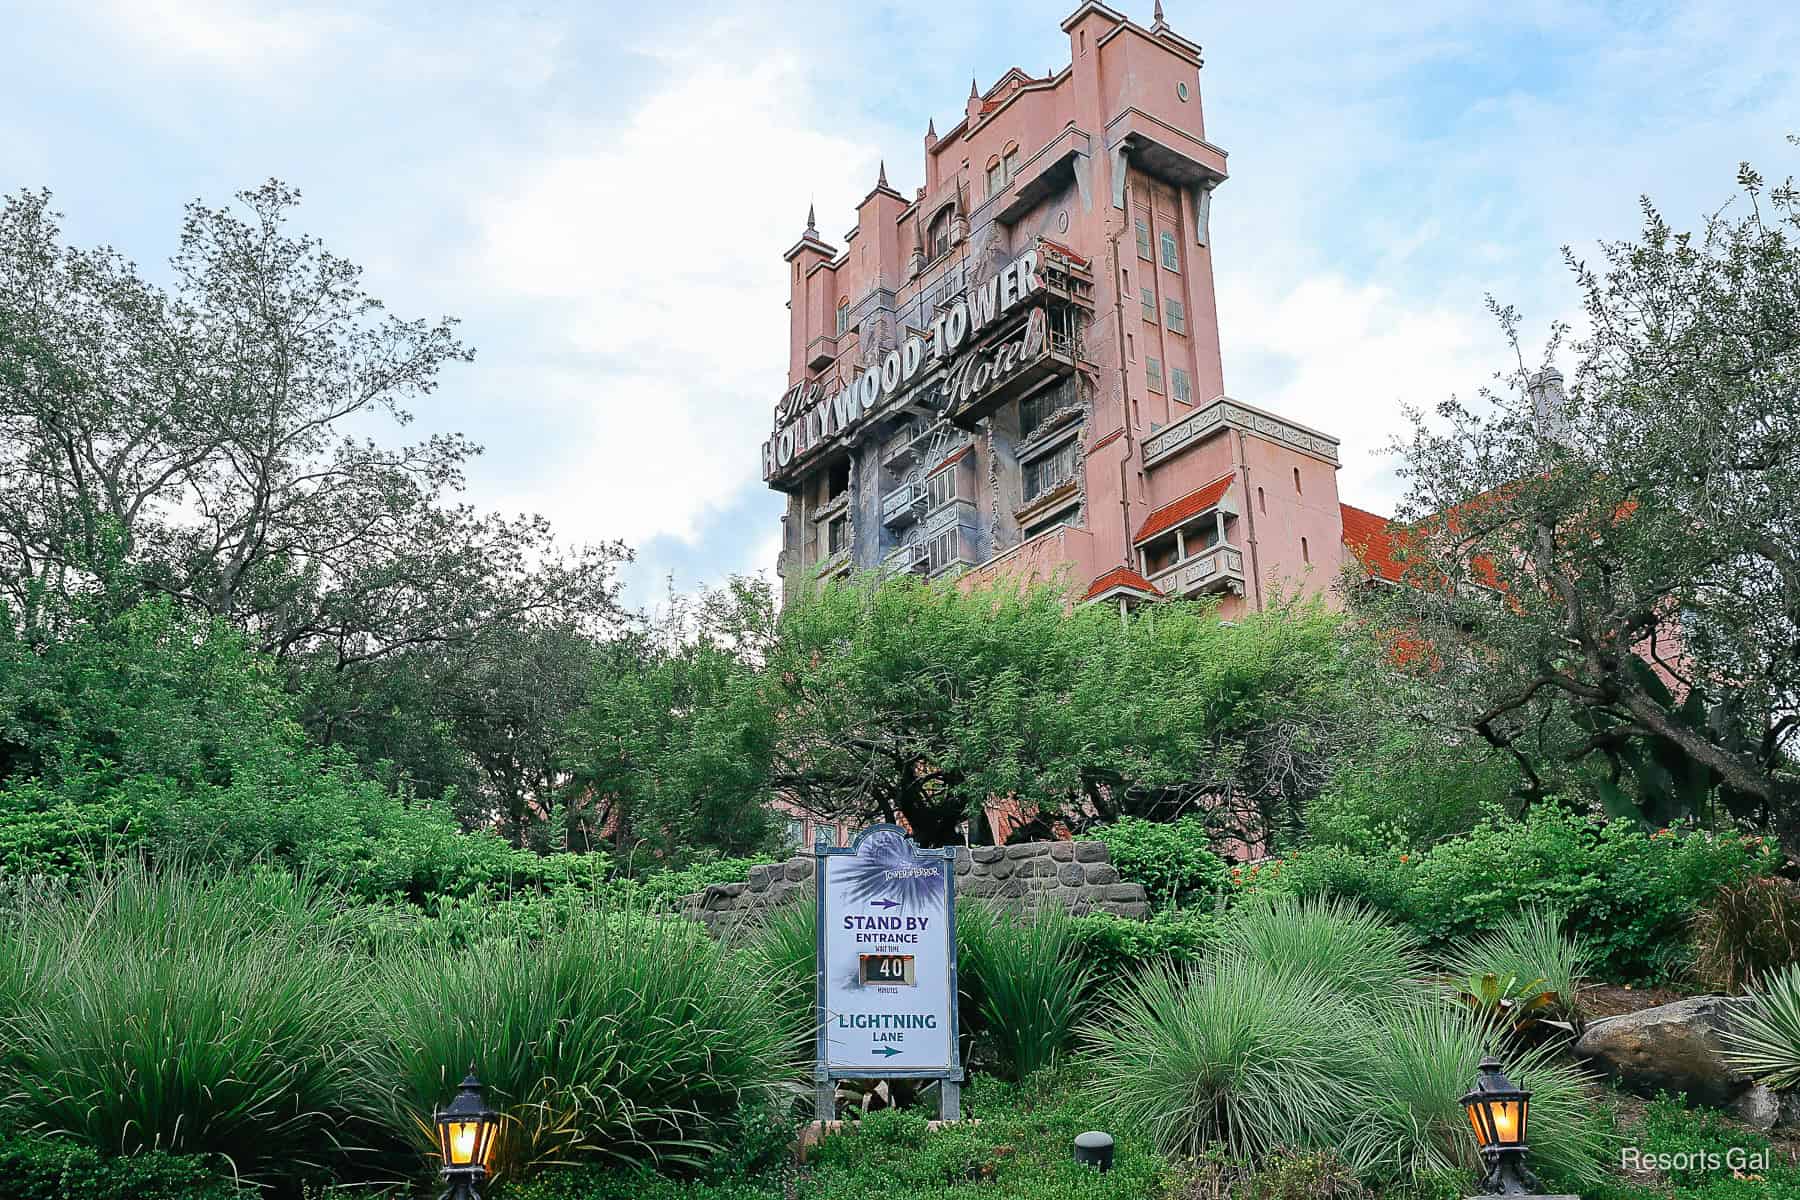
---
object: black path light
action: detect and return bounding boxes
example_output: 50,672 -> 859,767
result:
1072,1130 -> 1115,1172
1460,1056 -> 1540,1195
435,1064 -> 500,1200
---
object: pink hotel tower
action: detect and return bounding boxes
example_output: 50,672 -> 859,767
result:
763,1 -> 1387,615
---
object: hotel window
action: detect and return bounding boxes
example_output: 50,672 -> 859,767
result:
1023,439 -> 1080,502
1003,148 -> 1019,182
928,207 -> 953,259
926,467 -> 958,512
826,514 -> 848,557
1171,367 -> 1192,404
1165,297 -> 1186,334
1293,466 -> 1303,494
1135,218 -> 1152,260
1257,486 -> 1266,514
835,300 -> 849,335
1020,377 -> 1075,439
928,529 -> 960,573
1140,287 -> 1155,321
1302,536 -> 1311,564
1146,357 -> 1164,393
1160,230 -> 1180,271
986,159 -> 1003,197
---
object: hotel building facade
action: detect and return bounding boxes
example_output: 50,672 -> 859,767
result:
762,1 -> 1377,620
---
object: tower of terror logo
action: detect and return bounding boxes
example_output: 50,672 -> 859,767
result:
763,249 -> 1047,481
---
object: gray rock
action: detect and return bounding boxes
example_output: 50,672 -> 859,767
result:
1106,883 -> 1148,902
1780,1091 -> 1800,1130
1729,1084 -> 1782,1132
785,858 -> 813,882
1005,842 -> 1043,859
1574,995 -> 1754,1107
1049,842 -> 1075,861
954,856 -> 972,876
1058,863 -> 1086,886
1073,842 -> 1108,863
971,846 -> 1003,864
746,867 -> 771,893
1084,864 -> 1120,886
1113,901 -> 1150,920
986,857 -> 1015,880
997,878 -> 1026,899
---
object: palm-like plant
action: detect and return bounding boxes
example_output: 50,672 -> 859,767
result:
1721,962 -> 1800,1088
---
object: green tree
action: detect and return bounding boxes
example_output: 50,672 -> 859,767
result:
0,183 -> 628,802
1375,158 -> 1800,841
564,576 -> 777,861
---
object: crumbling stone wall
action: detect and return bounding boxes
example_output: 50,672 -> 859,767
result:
681,840 -> 1149,936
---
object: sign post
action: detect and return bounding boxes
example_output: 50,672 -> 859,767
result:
814,824 -> 961,1122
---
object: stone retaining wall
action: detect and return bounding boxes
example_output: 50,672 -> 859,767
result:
681,840 -> 1149,936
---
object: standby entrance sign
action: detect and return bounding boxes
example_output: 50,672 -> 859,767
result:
814,824 -> 961,1119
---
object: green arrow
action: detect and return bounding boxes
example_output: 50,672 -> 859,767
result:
872,1046 -> 902,1058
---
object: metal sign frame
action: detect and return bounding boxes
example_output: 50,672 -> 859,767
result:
812,823 -> 962,1121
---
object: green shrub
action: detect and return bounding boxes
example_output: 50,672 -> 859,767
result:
1307,727 -> 1515,855
355,907 -> 800,1183
0,865 -> 363,1186
1341,999 -> 1608,1189
1083,955 -> 1367,1160
1720,961 -> 1800,1088
1068,909 -> 1215,987
1439,905 -> 1590,1025
955,903 -> 1094,1080
1692,875 -> 1800,992
1219,892 -> 1421,999
0,1134 -> 250,1199
1244,811 -> 1776,983
1584,1093 -> 1800,1200
1089,815 -> 1229,909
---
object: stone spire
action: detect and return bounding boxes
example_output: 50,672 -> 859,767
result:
1152,0 -> 1166,26
927,117 -> 936,138
877,159 -> 889,189
806,202 -> 817,234
969,76 -> 979,99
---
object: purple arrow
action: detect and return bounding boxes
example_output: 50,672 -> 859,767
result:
870,899 -> 900,910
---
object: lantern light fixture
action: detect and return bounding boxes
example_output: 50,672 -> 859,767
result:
1459,1056 -> 1540,1195
434,1064 -> 500,1200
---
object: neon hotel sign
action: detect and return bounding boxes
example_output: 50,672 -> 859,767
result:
763,249 -> 1047,480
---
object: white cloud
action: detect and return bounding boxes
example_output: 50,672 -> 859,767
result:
96,0 -> 360,71
468,45 -> 877,548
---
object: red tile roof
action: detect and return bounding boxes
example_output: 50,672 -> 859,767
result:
1339,503 -> 1403,582
1134,474 -> 1234,545
1083,566 -> 1163,601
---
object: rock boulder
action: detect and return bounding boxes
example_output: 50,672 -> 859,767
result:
1573,995 -> 1753,1107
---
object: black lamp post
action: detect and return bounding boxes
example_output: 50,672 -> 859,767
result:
1460,1056 -> 1540,1195
435,1065 -> 500,1200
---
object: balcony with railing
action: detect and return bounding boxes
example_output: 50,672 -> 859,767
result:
946,307 -> 1085,430
882,539 -> 930,574
881,479 -> 927,527
1148,542 -> 1247,598
881,420 -> 928,469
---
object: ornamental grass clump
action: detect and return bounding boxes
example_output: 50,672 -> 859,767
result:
1720,961 -> 1800,1088
1219,892 -> 1422,999
1341,998 -> 1607,1189
0,864 -> 363,1185
1441,905 -> 1590,1029
956,902 -> 1095,1080
1693,875 -> 1800,993
358,907 -> 801,1182
1082,953 -> 1369,1160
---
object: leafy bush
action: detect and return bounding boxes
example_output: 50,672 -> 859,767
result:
1218,892 -> 1421,999
1720,961 -> 1800,1088
1089,815 -> 1229,908
0,1134 -> 251,1200
1244,810 -> 1775,983
1342,999 -> 1607,1189
1692,875 -> 1800,992
1067,909 -> 1215,987
1307,725 -> 1516,855
355,907 -> 800,1182
956,903 -> 1094,1080
0,865 -> 364,1187
1083,955 -> 1367,1160
1440,905 -> 1590,1026
1584,1093 -> 1800,1200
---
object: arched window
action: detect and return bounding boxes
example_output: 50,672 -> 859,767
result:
836,299 -> 849,335
986,156 -> 1003,198
927,205 -> 953,259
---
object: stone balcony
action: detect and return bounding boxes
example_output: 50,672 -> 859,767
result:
1148,542 -> 1246,598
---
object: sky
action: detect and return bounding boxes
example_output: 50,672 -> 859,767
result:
5,0 -> 1797,608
